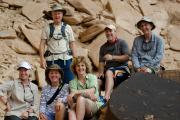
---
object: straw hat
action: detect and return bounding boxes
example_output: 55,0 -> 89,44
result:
45,64 -> 64,85
48,4 -> 66,15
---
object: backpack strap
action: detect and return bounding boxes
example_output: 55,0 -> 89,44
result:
49,22 -> 67,39
46,83 -> 64,105
61,22 -> 67,38
49,23 -> 55,39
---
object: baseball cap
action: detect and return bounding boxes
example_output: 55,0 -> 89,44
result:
104,24 -> 116,31
17,61 -> 32,70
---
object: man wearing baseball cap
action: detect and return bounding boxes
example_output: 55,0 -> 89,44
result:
0,61 -> 39,120
39,4 -> 76,84
98,24 -> 130,102
132,16 -> 164,74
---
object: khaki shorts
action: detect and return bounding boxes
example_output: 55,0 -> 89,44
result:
85,98 -> 98,117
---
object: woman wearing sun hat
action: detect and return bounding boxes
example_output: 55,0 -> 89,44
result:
0,61 -> 39,120
131,16 -> 164,74
39,64 -> 69,120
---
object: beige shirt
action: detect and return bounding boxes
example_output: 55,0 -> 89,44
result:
41,22 -> 75,61
0,79 -> 39,117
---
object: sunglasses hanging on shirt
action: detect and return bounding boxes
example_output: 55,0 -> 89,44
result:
53,33 -> 63,40
142,40 -> 154,52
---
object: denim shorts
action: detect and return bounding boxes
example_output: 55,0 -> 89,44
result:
45,112 -> 55,120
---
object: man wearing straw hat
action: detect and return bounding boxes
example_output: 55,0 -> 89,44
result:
39,4 -> 76,84
132,16 -> 164,74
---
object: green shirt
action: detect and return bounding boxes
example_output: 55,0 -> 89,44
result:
69,74 -> 103,108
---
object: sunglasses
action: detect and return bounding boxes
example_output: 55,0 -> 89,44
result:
53,33 -> 63,40
142,40 -> 154,52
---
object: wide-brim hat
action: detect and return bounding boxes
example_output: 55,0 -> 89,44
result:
104,24 -> 116,31
136,16 -> 156,30
17,61 -> 32,70
45,64 -> 64,83
49,4 -> 66,15
43,4 -> 66,20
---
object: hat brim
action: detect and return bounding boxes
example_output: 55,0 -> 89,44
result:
49,9 -> 66,14
45,68 -> 64,84
17,67 -> 31,70
104,27 -> 116,31
136,20 -> 156,30
43,10 -> 66,20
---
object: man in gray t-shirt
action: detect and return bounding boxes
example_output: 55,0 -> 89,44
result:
98,24 -> 130,102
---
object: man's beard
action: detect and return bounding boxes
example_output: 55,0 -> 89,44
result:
107,36 -> 113,41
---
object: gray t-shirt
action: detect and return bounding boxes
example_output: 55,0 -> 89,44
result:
99,38 -> 129,69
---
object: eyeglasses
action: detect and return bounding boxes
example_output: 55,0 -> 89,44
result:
142,40 -> 154,52
53,33 -> 63,40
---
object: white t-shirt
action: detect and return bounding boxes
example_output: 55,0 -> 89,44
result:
41,22 -> 75,61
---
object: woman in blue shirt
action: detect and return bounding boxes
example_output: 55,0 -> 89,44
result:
132,16 -> 164,74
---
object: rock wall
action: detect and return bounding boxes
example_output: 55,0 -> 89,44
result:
0,0 -> 180,83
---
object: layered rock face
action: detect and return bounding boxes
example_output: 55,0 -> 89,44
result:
0,0 -> 180,83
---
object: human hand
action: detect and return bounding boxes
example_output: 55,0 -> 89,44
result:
0,96 -> 11,111
40,58 -> 47,69
55,99 -> 62,111
97,72 -> 104,79
39,112 -> 48,120
0,96 -> 8,105
21,111 -> 28,119
27,108 -> 33,113
103,54 -> 113,61
67,93 -> 75,108
137,67 -> 145,73
6,102 -> 11,112
89,94 -> 97,101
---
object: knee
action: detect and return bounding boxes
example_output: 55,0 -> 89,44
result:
76,95 -> 85,104
98,79 -> 103,87
55,102 -> 65,112
105,70 -> 113,78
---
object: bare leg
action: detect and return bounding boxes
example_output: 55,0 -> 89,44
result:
76,96 -> 98,120
84,98 -> 98,117
68,107 -> 76,120
55,102 -> 65,120
105,70 -> 114,101
98,79 -> 103,96
76,96 -> 86,120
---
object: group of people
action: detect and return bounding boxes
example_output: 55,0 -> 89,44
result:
0,3 -> 164,120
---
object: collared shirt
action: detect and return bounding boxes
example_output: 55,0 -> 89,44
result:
99,38 -> 129,69
69,74 -> 103,108
39,84 -> 69,114
41,22 -> 75,61
131,32 -> 164,69
0,79 -> 39,117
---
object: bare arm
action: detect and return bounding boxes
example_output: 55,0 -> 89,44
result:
67,87 -> 95,107
39,39 -> 46,69
103,54 -> 129,62
69,41 -> 77,57
71,87 -> 95,96
112,54 -> 129,62
98,62 -> 105,77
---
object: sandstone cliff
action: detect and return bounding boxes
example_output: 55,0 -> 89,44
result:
0,0 -> 180,85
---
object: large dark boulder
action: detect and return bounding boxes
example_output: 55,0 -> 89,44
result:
106,73 -> 180,120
